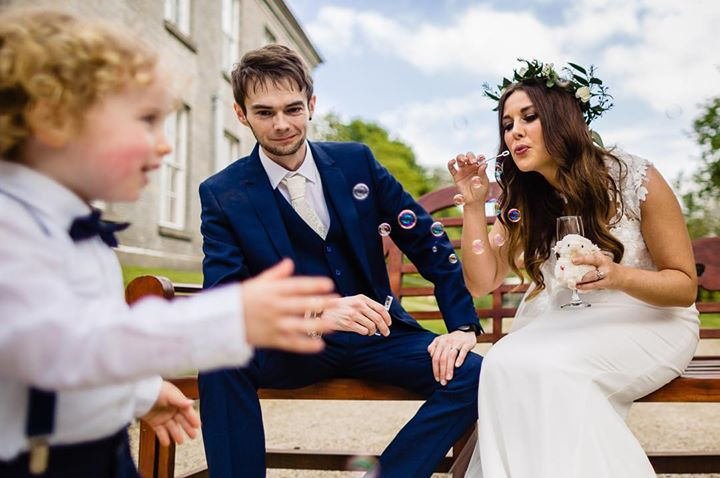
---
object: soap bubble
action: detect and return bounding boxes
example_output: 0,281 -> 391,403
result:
378,223 -> 391,237
453,116 -> 468,130
508,208 -> 521,222
430,221 -> 445,237
453,194 -> 465,206
493,234 -> 506,247
432,245 -> 438,253
471,176 -> 483,189
346,455 -> 379,475
471,239 -> 485,255
397,209 -> 417,229
448,253 -> 458,264
352,183 -> 369,200
665,104 -> 683,120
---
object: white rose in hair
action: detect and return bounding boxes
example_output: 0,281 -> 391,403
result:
575,86 -> 591,103
517,66 -> 528,77
553,234 -> 599,289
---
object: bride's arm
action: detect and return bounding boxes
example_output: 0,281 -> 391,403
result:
576,166 -> 697,307
448,153 -> 511,297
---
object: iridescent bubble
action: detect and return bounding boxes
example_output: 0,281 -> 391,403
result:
378,222 -> 391,237
430,221 -> 445,237
448,253 -> 458,264
453,193 -> 465,206
493,234 -> 506,247
471,239 -> 485,255
432,245 -> 438,253
397,209 -> 417,229
665,104 -> 683,120
508,208 -> 521,223
352,183 -> 369,200
453,116 -> 468,130
471,176 -> 483,189
494,160 -> 503,182
346,455 -> 379,472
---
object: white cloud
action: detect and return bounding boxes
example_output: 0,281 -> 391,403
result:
309,1 -> 719,112
306,0 -> 718,180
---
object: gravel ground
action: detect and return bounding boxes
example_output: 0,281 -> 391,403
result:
130,340 -> 720,477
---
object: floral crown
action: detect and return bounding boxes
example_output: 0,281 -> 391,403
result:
483,58 -> 613,130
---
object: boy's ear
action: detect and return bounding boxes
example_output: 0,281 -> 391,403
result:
233,102 -> 250,127
26,101 -> 74,148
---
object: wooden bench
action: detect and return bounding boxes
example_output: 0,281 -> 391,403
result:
126,184 -> 720,477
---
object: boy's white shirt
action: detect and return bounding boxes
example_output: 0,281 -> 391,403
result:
0,160 -> 252,459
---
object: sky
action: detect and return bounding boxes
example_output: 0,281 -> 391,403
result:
285,0 -> 720,186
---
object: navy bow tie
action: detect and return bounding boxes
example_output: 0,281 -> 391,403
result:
68,209 -> 129,247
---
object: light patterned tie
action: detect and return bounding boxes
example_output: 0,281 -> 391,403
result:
282,174 -> 327,239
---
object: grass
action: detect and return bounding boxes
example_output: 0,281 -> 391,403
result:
121,265 -> 202,288
701,313 -> 720,328
120,266 -> 720,331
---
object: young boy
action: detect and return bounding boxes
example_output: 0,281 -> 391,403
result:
0,9 -> 334,476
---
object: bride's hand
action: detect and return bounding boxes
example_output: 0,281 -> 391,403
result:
447,152 -> 490,206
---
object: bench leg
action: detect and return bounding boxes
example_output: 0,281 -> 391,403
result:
450,423 -> 477,478
138,420 -> 158,478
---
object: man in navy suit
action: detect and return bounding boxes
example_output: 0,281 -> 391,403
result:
198,44 -> 483,478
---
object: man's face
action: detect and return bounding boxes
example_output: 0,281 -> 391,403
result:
235,79 -> 315,169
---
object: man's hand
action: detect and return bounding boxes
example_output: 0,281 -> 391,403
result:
320,295 -> 392,336
427,330 -> 478,386
243,259 -> 338,353
141,381 -> 200,446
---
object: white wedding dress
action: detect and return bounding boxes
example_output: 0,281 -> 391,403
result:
465,152 -> 700,478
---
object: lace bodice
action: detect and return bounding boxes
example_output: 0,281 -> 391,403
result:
515,151 -> 656,321
606,151 -> 655,271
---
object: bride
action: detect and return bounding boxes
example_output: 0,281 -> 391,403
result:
449,60 -> 699,478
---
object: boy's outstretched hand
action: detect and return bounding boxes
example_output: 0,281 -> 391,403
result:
142,380 -> 200,446
242,259 -> 337,354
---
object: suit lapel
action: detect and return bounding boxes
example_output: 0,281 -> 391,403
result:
242,146 -> 296,261
311,143 -> 375,288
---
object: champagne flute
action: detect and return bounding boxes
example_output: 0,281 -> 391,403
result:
556,216 -> 591,309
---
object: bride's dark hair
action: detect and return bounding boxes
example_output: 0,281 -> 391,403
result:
495,80 -> 625,298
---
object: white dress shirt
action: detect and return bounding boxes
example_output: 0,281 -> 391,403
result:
0,160 -> 253,460
259,142 -> 331,231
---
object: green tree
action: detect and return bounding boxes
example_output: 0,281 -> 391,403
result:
678,95 -> 720,238
316,113 -> 437,197
692,96 -> 720,197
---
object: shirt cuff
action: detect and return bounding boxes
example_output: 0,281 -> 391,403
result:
133,375 -> 163,417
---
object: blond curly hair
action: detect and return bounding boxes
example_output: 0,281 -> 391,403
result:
0,9 -> 158,160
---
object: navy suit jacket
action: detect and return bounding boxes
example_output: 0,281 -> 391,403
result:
199,141 -> 479,332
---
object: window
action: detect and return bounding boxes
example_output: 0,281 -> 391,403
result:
264,26 -> 276,45
222,0 -> 241,73
164,0 -> 191,36
160,106 -> 189,229
217,131 -> 240,172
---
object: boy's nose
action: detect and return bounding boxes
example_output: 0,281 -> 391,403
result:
156,141 -> 172,156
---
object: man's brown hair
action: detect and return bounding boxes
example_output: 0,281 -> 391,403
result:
231,44 -> 313,112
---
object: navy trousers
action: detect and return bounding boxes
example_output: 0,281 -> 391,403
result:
199,325 -> 482,478
0,428 -> 138,478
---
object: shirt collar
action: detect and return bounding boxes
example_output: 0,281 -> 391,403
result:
0,160 -> 92,232
258,141 -> 319,189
